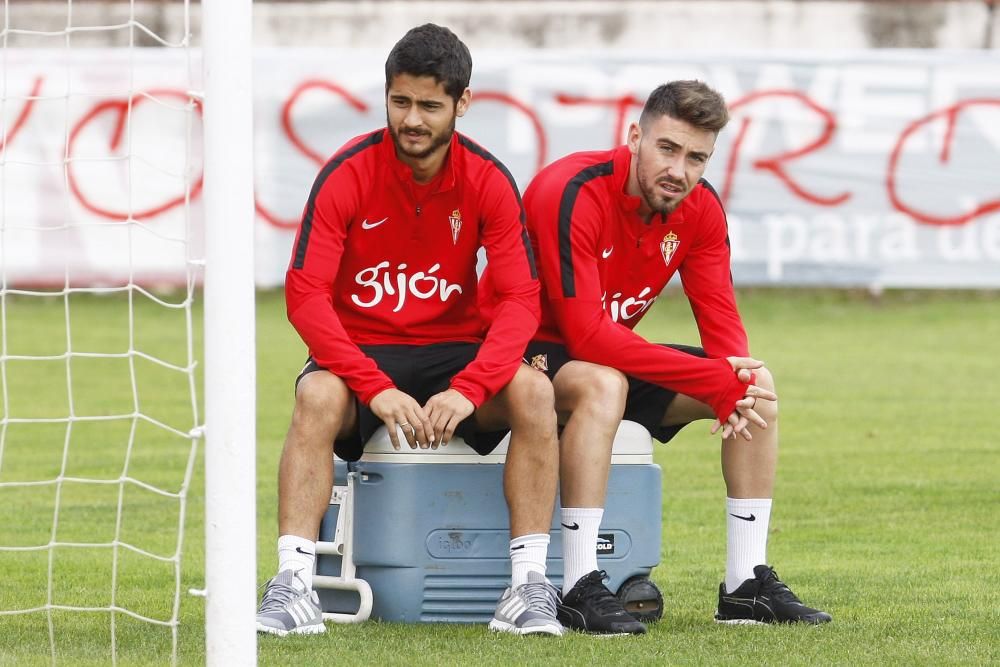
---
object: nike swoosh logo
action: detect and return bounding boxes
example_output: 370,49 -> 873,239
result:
360,217 -> 388,230
295,546 -> 315,556
561,522 -> 580,530
510,544 -> 526,551
601,246 -> 614,259
729,513 -> 756,522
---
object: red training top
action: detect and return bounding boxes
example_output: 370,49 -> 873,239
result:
482,144 -> 749,422
286,128 -> 540,407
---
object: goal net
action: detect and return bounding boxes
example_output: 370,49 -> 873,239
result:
0,1 -> 255,664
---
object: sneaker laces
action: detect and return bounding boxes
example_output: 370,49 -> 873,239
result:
520,580 -> 559,617
258,572 -> 305,613
757,567 -> 802,605
576,570 -> 626,615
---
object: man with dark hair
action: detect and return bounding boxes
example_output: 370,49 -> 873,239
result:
482,80 -> 830,633
384,22 -> 472,104
256,24 -> 563,637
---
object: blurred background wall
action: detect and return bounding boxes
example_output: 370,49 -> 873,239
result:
5,1 -> 999,289
6,0 -> 1000,50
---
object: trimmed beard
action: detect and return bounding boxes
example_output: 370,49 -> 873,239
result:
387,113 -> 457,160
636,144 -> 684,215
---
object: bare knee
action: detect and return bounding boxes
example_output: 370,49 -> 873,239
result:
292,372 -> 353,431
508,365 -> 556,412
583,365 -> 628,406
504,366 -> 557,431
555,363 -> 628,424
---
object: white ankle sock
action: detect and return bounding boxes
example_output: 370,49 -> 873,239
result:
278,534 -> 316,591
725,497 -> 772,593
560,507 -> 604,596
510,533 -> 549,588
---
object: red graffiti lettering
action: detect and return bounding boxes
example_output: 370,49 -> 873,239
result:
283,80 -> 369,166
67,89 -> 203,221
721,117 -> 752,206
554,93 -> 643,148
474,91 -> 548,176
1,76 -> 43,152
257,79 -> 371,230
727,90 -> 851,208
888,98 -> 1000,226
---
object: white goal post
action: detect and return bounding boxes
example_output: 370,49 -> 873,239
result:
201,0 -> 257,665
0,0 -> 257,663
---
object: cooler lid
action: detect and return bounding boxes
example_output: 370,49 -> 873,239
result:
610,420 -> 655,456
343,420 -> 653,464
350,425 -> 508,463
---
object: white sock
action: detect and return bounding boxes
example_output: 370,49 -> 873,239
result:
725,497 -> 772,594
560,507 -> 604,596
277,534 -> 316,591
510,533 -> 549,588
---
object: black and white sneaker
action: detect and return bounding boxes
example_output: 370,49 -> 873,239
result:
715,565 -> 832,625
557,570 -> 647,635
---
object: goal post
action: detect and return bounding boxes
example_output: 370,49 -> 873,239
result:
201,0 -> 257,664
1,0 -> 261,662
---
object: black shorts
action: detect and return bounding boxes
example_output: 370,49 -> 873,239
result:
524,341 -> 707,444
295,342 -> 509,462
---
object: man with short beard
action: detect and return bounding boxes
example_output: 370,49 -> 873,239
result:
256,24 -> 563,637
481,80 -> 830,633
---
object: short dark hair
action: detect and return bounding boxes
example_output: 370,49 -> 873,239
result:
639,80 -> 730,134
384,24 -> 472,103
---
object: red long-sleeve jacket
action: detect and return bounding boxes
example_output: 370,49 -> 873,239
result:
482,145 -> 749,422
285,129 -> 540,407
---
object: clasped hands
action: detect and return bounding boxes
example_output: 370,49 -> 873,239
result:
369,388 -> 474,451
712,357 -> 777,441
371,356 -> 776,451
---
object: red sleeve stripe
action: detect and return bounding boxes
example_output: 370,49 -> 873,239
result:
291,130 -> 384,270
457,135 -> 537,279
558,160 -> 614,298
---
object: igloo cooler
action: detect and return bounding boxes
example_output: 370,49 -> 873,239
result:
313,420 -> 663,624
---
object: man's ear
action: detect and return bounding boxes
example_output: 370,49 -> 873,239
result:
456,88 -> 471,118
627,122 -> 642,155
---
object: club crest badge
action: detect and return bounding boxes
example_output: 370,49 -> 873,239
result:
660,231 -> 680,267
529,354 -> 548,372
448,209 -> 463,245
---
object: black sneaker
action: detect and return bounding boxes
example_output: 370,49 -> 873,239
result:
715,565 -> 832,625
557,570 -> 647,635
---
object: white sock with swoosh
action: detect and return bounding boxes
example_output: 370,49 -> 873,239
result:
561,507 -> 604,596
278,534 -> 316,592
510,533 -> 549,589
725,498 -> 772,594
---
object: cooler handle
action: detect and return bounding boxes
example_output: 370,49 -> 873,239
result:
314,471 -> 373,623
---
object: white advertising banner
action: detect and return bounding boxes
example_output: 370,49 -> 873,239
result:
3,49 -> 999,288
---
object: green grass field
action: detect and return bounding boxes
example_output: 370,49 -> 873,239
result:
1,288 -> 997,665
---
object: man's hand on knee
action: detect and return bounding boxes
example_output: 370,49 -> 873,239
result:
423,389 -> 474,448
369,389 -> 433,450
726,356 -> 765,382
713,393 -> 771,440
715,358 -> 778,440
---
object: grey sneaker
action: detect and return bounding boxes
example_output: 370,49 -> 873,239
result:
255,569 -> 326,636
489,571 -> 564,636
